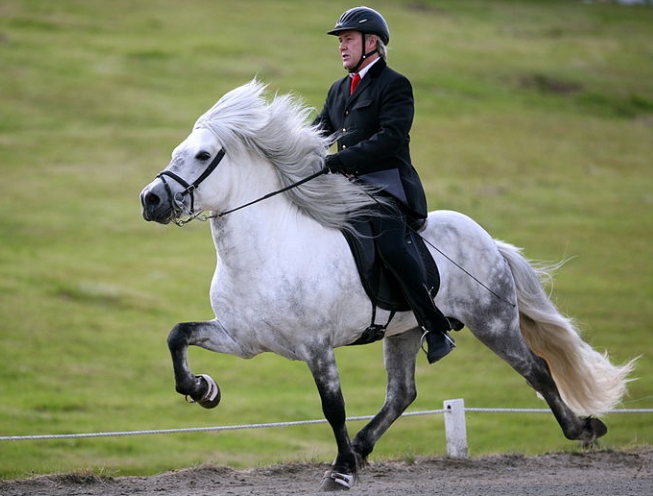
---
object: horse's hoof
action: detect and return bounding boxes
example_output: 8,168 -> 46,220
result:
577,416 -> 608,444
319,471 -> 355,491
587,417 -> 608,440
195,374 -> 221,409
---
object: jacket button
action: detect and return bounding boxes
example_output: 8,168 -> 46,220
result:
342,145 -> 347,149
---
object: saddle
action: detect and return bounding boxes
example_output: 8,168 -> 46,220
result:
341,216 -> 441,345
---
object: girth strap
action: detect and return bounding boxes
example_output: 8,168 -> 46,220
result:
348,307 -> 396,346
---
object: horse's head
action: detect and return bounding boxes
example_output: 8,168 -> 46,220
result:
141,79 -> 375,232
140,128 -> 226,226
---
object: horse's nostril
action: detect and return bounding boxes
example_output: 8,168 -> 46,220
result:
145,192 -> 160,207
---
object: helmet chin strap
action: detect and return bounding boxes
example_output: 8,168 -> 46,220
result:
349,33 -> 378,73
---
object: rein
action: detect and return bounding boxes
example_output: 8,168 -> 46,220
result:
215,167 -> 328,218
156,147 -> 327,227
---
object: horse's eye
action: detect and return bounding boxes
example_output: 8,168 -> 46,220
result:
196,151 -> 211,161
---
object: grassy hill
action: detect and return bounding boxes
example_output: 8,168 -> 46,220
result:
0,0 -> 651,479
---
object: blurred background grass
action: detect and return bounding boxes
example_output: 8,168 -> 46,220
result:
0,0 -> 651,479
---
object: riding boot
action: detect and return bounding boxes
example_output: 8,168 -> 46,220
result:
422,325 -> 456,364
405,284 -> 456,364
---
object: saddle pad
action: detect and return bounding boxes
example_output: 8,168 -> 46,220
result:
342,216 -> 440,312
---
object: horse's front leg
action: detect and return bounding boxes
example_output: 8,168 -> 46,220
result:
306,348 -> 359,491
167,319 -> 247,408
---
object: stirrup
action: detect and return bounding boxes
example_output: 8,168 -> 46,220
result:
420,327 -> 453,352
421,327 -> 456,363
420,327 -> 430,355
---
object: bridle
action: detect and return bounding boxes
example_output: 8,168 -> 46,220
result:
155,148 -> 226,226
154,147 -> 327,227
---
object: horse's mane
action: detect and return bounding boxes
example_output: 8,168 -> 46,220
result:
193,80 -> 379,232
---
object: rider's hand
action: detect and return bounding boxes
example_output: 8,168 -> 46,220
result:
324,154 -> 345,174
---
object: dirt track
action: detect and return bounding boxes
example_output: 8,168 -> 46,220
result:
1,449 -> 651,495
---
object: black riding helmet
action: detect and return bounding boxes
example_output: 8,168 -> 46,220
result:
327,6 -> 390,73
327,6 -> 390,45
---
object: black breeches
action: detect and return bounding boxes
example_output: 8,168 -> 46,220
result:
369,201 -> 424,284
367,199 -> 449,330
371,200 -> 432,328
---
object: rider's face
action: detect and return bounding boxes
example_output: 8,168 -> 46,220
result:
337,31 -> 376,72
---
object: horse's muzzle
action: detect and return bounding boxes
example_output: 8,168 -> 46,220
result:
140,182 -> 174,224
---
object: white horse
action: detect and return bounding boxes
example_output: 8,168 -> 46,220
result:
140,80 -> 635,491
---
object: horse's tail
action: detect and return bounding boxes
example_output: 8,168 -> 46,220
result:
495,240 -> 636,416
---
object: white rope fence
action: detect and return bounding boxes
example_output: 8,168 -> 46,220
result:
0,410 -> 442,442
1,399 -> 651,458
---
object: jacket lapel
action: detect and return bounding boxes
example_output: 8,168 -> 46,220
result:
346,59 -> 387,102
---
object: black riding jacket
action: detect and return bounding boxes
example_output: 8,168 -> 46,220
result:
314,59 -> 427,222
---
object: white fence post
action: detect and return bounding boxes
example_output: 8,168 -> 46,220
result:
443,398 -> 469,458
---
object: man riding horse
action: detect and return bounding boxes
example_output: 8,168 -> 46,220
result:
314,6 -> 455,363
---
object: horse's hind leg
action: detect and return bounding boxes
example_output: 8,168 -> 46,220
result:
352,328 -> 422,461
471,315 -> 607,444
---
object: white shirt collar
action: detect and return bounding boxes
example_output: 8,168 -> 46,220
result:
351,57 -> 381,80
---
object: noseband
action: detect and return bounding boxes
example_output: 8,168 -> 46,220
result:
156,148 -> 226,226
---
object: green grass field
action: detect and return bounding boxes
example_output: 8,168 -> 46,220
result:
1,0 -> 652,480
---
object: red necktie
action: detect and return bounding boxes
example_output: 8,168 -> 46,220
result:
350,73 -> 361,95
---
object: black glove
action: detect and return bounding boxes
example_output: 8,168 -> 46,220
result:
324,154 -> 346,174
